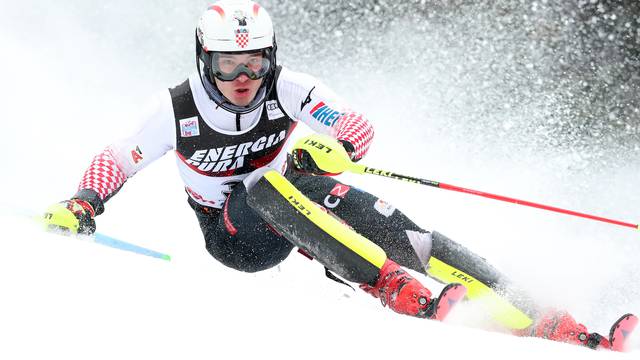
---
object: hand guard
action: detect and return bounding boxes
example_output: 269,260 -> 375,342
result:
291,134 -> 356,175
43,199 -> 96,235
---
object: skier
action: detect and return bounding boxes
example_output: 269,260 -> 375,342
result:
42,0 -> 618,350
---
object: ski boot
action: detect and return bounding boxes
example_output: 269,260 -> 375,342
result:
360,258 -> 433,317
516,310 -> 610,349
360,258 -> 466,320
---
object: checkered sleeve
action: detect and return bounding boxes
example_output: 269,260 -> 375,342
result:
77,147 -> 128,203
332,111 -> 375,161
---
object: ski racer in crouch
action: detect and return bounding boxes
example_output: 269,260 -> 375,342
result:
41,0 -> 631,351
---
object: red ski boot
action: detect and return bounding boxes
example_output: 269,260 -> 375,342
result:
516,310 -> 610,349
360,258 -> 433,318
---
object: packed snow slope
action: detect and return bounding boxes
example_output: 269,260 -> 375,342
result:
1,1 -> 639,359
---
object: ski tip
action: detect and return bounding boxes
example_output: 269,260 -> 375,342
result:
609,313 -> 638,352
429,283 -> 467,321
446,283 -> 468,300
161,254 -> 172,261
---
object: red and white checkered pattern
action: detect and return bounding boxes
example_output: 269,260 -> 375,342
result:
235,33 -> 249,48
77,148 -> 128,201
333,111 -> 374,161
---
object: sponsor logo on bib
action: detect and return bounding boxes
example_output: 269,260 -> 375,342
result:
266,100 -> 285,120
180,117 -> 200,137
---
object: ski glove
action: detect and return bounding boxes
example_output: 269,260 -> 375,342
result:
43,199 -> 96,235
291,134 -> 356,175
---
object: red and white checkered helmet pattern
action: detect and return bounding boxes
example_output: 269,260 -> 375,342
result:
198,0 -> 274,53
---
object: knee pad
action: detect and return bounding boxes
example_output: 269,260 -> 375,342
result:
246,169 -> 386,284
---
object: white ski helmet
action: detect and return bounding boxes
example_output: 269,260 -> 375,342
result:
196,0 -> 278,114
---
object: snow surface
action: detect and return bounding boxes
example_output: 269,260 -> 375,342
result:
1,1 -> 639,359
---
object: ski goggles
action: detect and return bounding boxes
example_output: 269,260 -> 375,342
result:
209,51 -> 271,82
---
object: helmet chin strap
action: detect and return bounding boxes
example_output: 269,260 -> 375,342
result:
200,73 -> 267,114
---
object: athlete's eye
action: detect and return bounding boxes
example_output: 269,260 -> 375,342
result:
218,58 -> 237,73
247,57 -> 263,71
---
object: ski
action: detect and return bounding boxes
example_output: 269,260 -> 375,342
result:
608,313 -> 637,352
426,283 -> 467,321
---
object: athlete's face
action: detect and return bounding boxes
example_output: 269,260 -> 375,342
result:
214,53 -> 264,107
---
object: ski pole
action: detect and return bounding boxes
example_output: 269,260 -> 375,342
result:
1,204 -> 172,261
347,163 -> 639,231
293,134 -> 638,231
92,232 -> 171,261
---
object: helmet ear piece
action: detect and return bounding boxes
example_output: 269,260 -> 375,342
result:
270,34 -> 278,72
195,30 -> 213,85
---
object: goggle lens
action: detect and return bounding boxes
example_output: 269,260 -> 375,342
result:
210,52 -> 271,81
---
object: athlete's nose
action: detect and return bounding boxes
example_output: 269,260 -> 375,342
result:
235,73 -> 250,83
